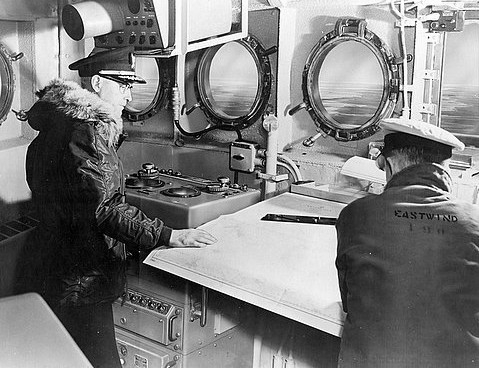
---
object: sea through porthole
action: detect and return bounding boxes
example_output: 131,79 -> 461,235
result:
123,56 -> 174,122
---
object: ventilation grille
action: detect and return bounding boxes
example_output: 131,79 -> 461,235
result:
0,215 -> 39,297
0,216 -> 39,243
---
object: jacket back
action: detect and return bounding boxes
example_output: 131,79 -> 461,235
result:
336,163 -> 479,367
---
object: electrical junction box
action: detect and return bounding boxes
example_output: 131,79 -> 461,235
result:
229,142 -> 258,173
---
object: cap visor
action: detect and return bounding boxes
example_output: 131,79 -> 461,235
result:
100,74 -> 146,84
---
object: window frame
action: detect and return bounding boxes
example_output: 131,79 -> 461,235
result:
300,18 -> 400,141
192,35 -> 273,131
0,43 -> 15,125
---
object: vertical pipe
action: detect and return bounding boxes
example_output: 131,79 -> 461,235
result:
399,0 -> 411,118
262,115 -> 279,200
252,307 -> 265,368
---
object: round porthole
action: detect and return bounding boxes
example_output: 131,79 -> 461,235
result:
123,56 -> 173,122
190,35 -> 273,131
0,43 -> 16,125
291,18 -> 400,141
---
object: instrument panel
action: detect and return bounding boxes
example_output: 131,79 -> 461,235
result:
95,0 -> 171,49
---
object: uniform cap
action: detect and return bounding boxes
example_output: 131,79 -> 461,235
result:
68,46 -> 146,84
380,118 -> 465,152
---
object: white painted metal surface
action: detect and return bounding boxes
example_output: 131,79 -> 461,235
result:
144,192 -> 347,337
0,293 -> 93,368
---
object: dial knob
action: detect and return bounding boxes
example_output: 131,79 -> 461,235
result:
217,176 -> 230,185
139,162 -> 159,178
148,301 -> 157,309
119,344 -> 127,355
206,184 -> 226,192
142,162 -> 155,171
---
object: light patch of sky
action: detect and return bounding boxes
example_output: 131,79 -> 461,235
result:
209,42 -> 258,84
319,41 -> 383,86
443,21 -> 479,87
135,57 -> 159,84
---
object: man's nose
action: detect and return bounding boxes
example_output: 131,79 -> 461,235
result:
124,89 -> 132,103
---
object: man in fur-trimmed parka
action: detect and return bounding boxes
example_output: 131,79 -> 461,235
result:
24,47 -> 216,368
335,118 -> 479,367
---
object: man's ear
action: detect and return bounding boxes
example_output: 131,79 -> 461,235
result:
376,155 -> 386,171
90,75 -> 102,93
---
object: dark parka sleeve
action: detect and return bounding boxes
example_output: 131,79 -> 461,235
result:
66,120 -> 171,251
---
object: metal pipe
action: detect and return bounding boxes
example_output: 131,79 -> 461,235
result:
278,154 -> 302,182
277,162 -> 298,183
262,115 -> 279,200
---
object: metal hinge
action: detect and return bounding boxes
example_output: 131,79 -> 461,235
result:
420,103 -> 438,115
423,69 -> 440,80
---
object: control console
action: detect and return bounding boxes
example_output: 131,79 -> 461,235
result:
95,0 -> 170,49
113,288 -> 183,349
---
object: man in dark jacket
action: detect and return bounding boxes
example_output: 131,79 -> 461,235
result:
24,47 -> 216,368
335,118 -> 479,367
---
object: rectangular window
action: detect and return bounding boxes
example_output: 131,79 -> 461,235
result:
440,21 -> 479,146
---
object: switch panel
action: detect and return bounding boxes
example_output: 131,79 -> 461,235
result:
229,142 -> 259,173
115,327 -> 178,368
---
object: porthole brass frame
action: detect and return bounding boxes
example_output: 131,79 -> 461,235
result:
302,18 -> 400,141
123,57 -> 174,122
0,43 -> 15,125
193,35 -> 272,131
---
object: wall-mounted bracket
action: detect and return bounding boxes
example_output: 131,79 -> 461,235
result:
423,69 -> 440,80
419,102 -> 438,115
257,172 -> 289,183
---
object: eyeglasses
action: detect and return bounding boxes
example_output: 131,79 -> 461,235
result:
99,75 -> 134,93
118,83 -> 133,94
369,145 -> 386,171
375,152 -> 385,171
374,147 -> 391,172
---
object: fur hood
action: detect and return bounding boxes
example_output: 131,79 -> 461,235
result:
27,79 -> 122,147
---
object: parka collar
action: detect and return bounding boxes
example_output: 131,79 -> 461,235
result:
27,79 -> 122,147
385,163 -> 453,193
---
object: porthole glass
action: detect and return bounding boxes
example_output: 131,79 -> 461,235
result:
0,43 -> 15,125
208,42 -> 259,118
127,58 -> 160,112
124,56 -> 173,121
193,35 -> 272,130
293,18 -> 400,141
318,41 -> 384,126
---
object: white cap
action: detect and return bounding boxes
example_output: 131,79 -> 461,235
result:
380,118 -> 465,151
